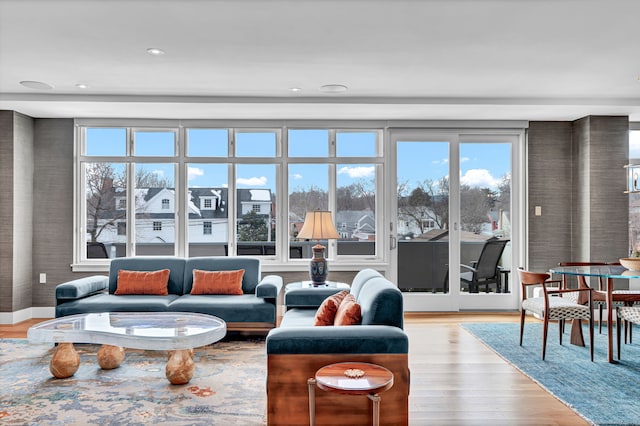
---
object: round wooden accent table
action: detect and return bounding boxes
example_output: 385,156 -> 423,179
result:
308,362 -> 394,426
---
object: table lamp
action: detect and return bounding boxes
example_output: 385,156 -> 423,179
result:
297,211 -> 340,286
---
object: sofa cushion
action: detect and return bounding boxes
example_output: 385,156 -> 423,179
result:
109,257 -> 186,295
313,290 -> 348,326
114,269 -> 170,295
55,293 -> 179,317
279,308 -> 316,327
168,294 -> 276,323
334,294 -> 362,326
183,257 -> 260,294
266,325 -> 409,354
191,269 -> 244,295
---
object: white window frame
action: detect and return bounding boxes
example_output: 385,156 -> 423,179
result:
72,119 -> 385,272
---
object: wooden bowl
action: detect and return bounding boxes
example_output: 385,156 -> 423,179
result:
619,258 -> 640,271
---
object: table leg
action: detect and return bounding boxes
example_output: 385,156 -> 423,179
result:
97,344 -> 125,370
368,393 -> 381,426
50,342 -> 80,378
308,378 -> 316,426
570,319 -> 585,346
165,349 -> 195,385
570,276 -> 589,347
607,277 -> 614,363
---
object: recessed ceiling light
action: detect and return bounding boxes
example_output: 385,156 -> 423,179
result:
289,87 -> 302,93
319,84 -> 348,93
20,80 -> 54,90
146,47 -> 165,56
75,83 -> 89,89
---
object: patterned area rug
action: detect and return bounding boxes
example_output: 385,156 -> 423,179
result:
0,337 -> 266,425
462,322 -> 640,426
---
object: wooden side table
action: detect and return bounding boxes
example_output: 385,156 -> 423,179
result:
308,362 -> 394,426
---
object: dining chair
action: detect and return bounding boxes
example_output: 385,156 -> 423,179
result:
460,239 -> 509,293
616,306 -> 640,360
518,267 -> 594,361
556,262 -> 611,334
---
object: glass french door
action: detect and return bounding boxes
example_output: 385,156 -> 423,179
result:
388,130 -> 523,311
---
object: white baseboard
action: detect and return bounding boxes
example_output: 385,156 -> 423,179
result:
0,307 -> 55,325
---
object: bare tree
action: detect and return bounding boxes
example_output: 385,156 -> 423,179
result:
337,179 -> 375,212
460,185 -> 493,233
397,177 -> 450,234
289,185 -> 328,218
397,182 -> 433,235
86,164 -> 173,242
86,163 -> 125,242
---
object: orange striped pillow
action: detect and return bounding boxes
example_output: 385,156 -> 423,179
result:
313,291 -> 349,326
115,269 -> 170,295
191,269 -> 245,295
334,293 -> 362,326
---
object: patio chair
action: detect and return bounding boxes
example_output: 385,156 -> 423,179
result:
86,242 -> 109,259
518,267 -> 594,361
460,239 -> 509,293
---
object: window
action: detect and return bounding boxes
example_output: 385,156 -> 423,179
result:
187,129 -> 228,157
630,130 -> 640,253
203,221 -> 212,235
83,160 -> 127,260
187,164 -> 228,257
75,123 -> 381,267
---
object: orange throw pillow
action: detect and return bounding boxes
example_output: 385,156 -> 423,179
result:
191,269 -> 245,295
115,269 -> 170,295
313,290 -> 349,326
334,293 -> 362,326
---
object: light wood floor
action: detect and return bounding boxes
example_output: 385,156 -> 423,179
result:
1,313 -> 587,425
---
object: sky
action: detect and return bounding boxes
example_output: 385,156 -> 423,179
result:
86,127 -> 514,193
397,140 -> 511,192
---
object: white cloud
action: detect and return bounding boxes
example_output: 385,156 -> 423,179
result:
337,166 -> 375,179
432,158 -> 449,165
460,157 -> 470,163
460,169 -> 500,188
152,169 -> 164,177
292,173 -> 303,180
237,176 -> 267,186
188,166 -> 205,181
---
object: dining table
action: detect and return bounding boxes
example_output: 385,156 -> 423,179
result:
549,265 -> 640,363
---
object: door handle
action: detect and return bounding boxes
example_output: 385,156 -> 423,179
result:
390,235 -> 397,250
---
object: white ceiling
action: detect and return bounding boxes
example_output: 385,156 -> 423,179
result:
2,0 -> 640,121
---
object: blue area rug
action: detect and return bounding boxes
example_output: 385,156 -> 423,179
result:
0,338 -> 266,425
462,322 -> 640,426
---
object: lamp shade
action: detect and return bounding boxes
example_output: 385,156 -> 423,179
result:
297,211 -> 340,240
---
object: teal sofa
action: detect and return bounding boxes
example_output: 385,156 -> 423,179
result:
55,256 -> 282,332
266,269 -> 409,425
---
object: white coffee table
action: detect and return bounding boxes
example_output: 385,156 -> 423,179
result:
28,312 -> 226,384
